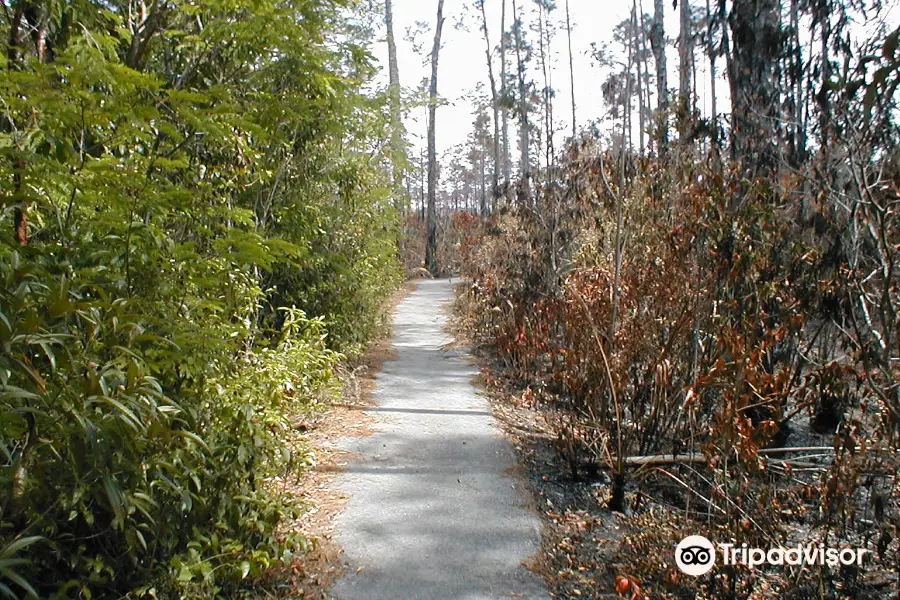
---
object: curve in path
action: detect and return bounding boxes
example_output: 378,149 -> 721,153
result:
330,279 -> 549,600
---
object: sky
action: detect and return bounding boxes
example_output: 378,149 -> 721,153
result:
369,0 -> 710,158
366,0 -> 899,161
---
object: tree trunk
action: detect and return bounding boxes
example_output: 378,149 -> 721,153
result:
565,0 -> 576,138
650,0 -> 668,154
420,143 -> 426,221
678,0 -> 694,143
626,48 -> 633,153
480,150 -> 487,215
512,0 -> 531,205
718,0 -> 735,150
538,0 -> 553,184
386,0 -> 405,212
425,0 -> 446,275
500,0 -> 511,186
611,17 -> 633,345
816,4 -> 831,147
634,1 -> 646,155
478,0 -> 501,206
790,0 -> 806,163
7,2 -> 26,69
706,0 -> 718,148
638,0 -> 654,154
728,0 -> 783,181
125,3 -> 168,70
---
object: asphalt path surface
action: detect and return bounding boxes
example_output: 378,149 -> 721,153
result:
330,279 -> 549,600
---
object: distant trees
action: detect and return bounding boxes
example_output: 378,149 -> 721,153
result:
426,0 -> 898,212
471,104 -> 493,215
535,0 -> 556,183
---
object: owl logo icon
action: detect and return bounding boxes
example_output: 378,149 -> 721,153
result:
675,535 -> 716,576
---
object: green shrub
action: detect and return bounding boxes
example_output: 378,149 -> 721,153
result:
0,0 -> 401,596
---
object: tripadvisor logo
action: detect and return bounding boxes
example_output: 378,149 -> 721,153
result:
675,535 -> 716,576
675,535 -> 869,576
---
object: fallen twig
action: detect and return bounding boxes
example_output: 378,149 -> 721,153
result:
609,446 -> 839,468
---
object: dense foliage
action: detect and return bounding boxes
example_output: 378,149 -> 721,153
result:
0,0 -> 401,597
454,11 -> 900,600
460,146 -> 900,599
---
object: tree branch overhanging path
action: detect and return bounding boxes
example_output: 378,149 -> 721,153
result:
329,279 -> 549,600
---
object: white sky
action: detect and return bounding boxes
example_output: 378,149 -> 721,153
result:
371,0 -> 706,159
368,0 -> 899,162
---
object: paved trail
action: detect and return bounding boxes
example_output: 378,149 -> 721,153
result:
330,279 -> 548,600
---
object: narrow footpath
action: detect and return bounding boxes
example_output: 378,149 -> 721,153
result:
329,279 -> 549,600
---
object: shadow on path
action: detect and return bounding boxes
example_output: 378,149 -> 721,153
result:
329,279 -> 548,600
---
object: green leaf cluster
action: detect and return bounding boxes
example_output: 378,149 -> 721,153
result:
0,0 -> 401,597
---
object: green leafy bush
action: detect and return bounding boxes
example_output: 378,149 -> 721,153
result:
0,0 -> 401,597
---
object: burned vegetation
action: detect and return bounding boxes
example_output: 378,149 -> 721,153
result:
446,1 -> 900,597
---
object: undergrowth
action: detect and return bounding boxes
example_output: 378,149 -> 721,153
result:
455,142 -> 900,598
